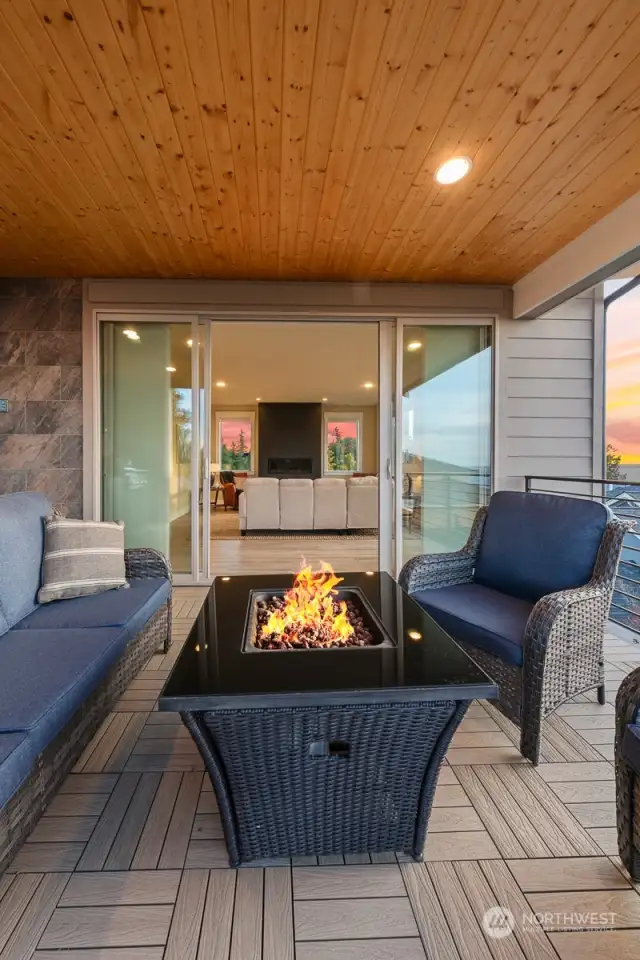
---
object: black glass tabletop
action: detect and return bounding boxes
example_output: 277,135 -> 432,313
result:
159,571 -> 498,710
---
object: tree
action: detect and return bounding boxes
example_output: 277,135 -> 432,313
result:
606,443 -> 627,482
327,423 -> 358,472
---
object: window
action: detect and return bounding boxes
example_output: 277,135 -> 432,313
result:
323,412 -> 362,475
216,411 -> 255,473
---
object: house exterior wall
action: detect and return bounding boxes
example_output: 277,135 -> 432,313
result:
0,278 -> 603,524
0,278 -> 83,517
495,288 -> 601,493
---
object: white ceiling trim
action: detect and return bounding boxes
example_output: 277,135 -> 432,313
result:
513,191 -> 640,319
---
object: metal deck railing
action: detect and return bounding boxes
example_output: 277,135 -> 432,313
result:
525,476 -> 640,635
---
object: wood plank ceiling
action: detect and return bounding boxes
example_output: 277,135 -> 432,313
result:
0,0 -> 639,282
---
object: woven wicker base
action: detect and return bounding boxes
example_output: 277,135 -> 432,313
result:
183,699 -> 469,867
0,601 -> 170,876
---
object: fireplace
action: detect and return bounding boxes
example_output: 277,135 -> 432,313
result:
266,456 -> 313,476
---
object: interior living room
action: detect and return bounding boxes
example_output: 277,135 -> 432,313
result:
167,320 -> 381,575
4,3 -> 640,959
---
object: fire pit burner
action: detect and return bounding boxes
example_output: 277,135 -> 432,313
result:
242,563 -> 395,651
243,586 -> 395,651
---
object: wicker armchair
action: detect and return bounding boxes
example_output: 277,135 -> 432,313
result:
616,667 -> 640,880
400,491 -> 628,764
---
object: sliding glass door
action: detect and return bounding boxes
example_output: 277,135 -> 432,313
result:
395,322 -> 492,572
101,315 -> 199,579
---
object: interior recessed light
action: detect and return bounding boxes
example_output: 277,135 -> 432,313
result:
186,338 -> 193,347
166,366 -> 176,373
365,571 -> 374,576
221,576 -> 231,581
322,397 -> 328,402
434,156 -> 472,185
256,397 -> 261,402
408,630 -> 422,641
362,381 -> 375,390
123,329 -> 139,341
215,380 -> 227,388
407,340 -> 423,352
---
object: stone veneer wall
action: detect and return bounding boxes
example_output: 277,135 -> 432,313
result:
0,278 -> 83,517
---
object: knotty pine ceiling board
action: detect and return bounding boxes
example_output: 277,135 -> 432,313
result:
0,0 -> 638,281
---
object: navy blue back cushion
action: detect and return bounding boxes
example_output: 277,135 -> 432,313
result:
474,491 -> 609,603
0,492 -> 51,636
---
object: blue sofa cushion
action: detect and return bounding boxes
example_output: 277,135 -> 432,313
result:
15,577 -> 170,642
413,582 -> 533,667
0,627 -> 129,752
0,731 -> 37,808
623,724 -> 640,774
474,491 -> 609,603
0,492 -> 51,637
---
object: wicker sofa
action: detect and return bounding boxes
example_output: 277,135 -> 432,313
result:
0,492 -> 172,874
400,490 -> 628,764
616,667 -> 640,880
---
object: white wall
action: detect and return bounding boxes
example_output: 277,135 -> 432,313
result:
496,289 -> 600,493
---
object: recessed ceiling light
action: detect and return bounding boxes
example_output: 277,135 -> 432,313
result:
408,630 -> 422,641
221,576 -> 231,581
434,156 -> 472,185
365,571 -> 374,576
407,340 -> 422,352
215,380 -> 227,388
123,329 -> 139,341
166,366 -> 176,373
322,397 -> 328,402
186,338 -> 193,347
362,382 -> 375,390
256,397 -> 261,402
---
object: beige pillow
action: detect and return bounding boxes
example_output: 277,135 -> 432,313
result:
38,516 -> 127,604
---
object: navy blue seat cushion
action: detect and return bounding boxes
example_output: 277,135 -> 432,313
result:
0,491 -> 51,637
0,731 -> 37,808
412,583 -> 533,667
474,491 -> 609,604
623,724 -> 640,774
16,577 -> 170,642
0,627 -> 129,752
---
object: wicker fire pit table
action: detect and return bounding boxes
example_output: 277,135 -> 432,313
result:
159,571 -> 497,866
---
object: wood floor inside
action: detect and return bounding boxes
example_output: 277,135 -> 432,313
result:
1,587 -> 640,960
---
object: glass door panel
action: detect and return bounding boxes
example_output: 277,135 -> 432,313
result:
101,318 -> 194,575
398,324 -> 492,569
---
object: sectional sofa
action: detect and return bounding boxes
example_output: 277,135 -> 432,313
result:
0,492 -> 172,874
239,476 -> 378,532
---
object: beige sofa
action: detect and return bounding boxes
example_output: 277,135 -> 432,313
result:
239,476 -> 378,532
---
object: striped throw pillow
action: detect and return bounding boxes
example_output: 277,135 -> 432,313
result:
38,516 -> 127,604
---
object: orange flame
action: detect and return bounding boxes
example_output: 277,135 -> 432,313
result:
262,562 -> 354,645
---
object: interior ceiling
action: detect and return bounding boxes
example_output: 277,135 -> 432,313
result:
1,1 -> 640,283
169,322 -> 379,405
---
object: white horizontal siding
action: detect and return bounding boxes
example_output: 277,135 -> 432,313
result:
507,357 -> 592,378
508,418 -> 592,438
507,437 -> 592,457
507,378 -> 592,398
508,397 -> 592,417
508,338 -> 593,360
497,290 -> 595,492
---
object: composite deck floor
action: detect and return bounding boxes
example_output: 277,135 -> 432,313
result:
1,586 -> 640,959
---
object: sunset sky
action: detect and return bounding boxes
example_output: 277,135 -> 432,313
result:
220,419 -> 252,449
327,420 -> 358,440
606,281 -> 640,464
